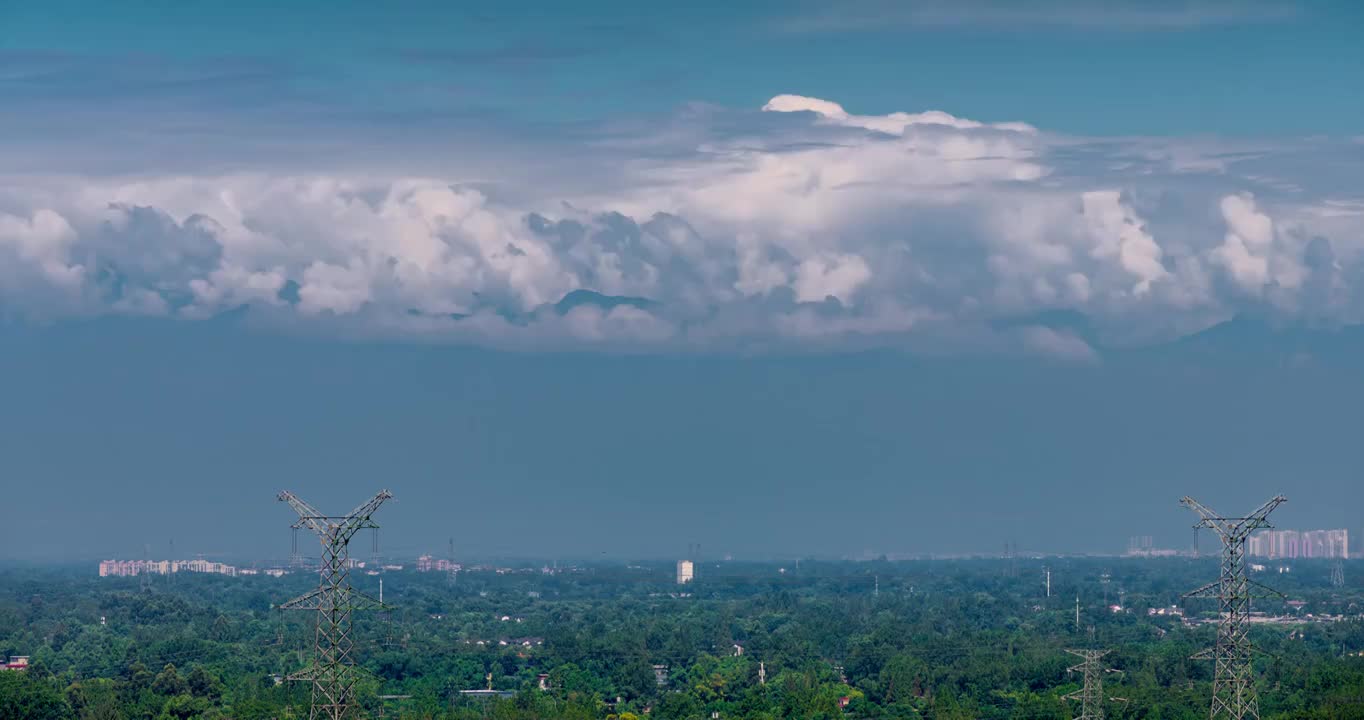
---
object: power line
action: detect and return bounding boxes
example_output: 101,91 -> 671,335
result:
290,527 -> 304,571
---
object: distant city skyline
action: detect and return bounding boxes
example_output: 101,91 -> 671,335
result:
74,526 -> 1363,570
1248,529 -> 1349,560
97,558 -> 284,578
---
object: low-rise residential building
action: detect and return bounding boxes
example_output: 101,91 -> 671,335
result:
416,555 -> 458,573
98,559 -> 285,578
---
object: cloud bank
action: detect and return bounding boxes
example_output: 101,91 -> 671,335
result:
1,93 -> 1361,356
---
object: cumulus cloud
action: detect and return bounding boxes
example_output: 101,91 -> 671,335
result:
0,208 -> 85,312
793,253 -> 872,304
1080,191 -> 1167,296
1209,192 -> 1314,299
0,94 -> 1361,356
1018,326 -> 1098,364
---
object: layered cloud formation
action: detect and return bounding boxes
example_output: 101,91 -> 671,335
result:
1,94 -> 1361,355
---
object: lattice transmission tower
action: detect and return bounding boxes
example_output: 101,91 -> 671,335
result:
1331,560 -> 1345,589
141,543 -> 152,592
279,489 -> 393,720
1063,648 -> 1125,720
447,537 -> 457,586
1181,495 -> 1286,720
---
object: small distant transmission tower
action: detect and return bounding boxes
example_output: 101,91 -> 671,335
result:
1064,648 -> 1125,719
1182,495 -> 1286,720
1005,542 -> 1018,578
375,694 -> 411,720
378,577 -> 396,649
1331,561 -> 1345,589
141,543 -> 152,592
279,489 -> 393,720
1100,571 -> 1111,606
447,537 -> 457,586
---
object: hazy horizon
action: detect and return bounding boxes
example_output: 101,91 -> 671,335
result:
5,315 -> 1363,563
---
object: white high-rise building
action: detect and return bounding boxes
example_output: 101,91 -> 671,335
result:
1247,529 -> 1348,559
676,559 -> 694,585
1303,529 -> 1349,559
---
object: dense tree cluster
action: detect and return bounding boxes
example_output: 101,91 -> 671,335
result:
3,558 -> 1364,718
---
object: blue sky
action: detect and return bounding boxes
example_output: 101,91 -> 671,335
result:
3,0 -> 1361,137
1,1 -> 1362,560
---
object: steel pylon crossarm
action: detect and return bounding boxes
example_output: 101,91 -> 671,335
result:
279,586 -> 384,612
342,491 -> 393,526
278,491 -> 331,536
1180,495 -> 1285,536
280,489 -> 392,543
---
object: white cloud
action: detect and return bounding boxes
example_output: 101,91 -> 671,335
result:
0,94 -> 1360,354
793,253 -> 872,304
1018,326 -> 1098,363
1211,193 -> 1309,295
0,208 -> 85,306
763,94 -> 1037,134
1081,190 -> 1167,296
